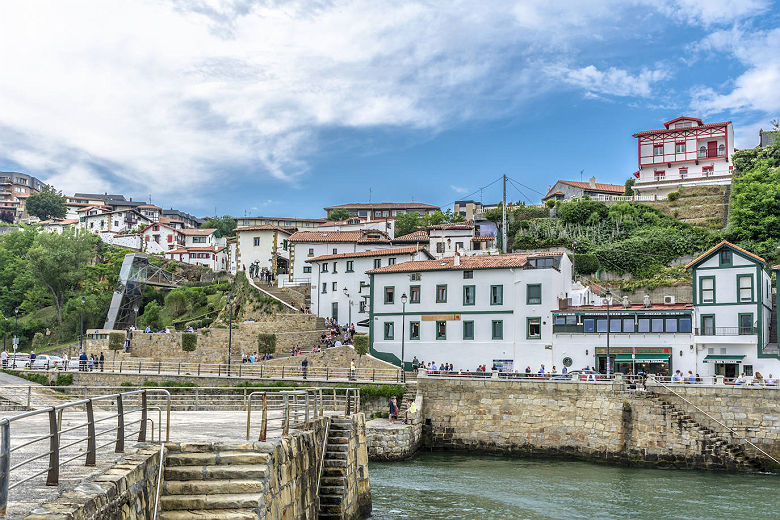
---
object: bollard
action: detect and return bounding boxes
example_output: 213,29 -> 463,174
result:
325,367 -> 329,381
282,366 -> 285,379
46,409 -> 59,486
259,394 -> 268,442
115,394 -> 125,453
85,399 -> 96,466
138,361 -> 142,374
239,364 -> 242,378
119,361 -> 123,373
1,420 -> 11,515
27,386 -> 31,409
177,363 -> 181,375
198,363 -> 201,376
138,391 -> 148,442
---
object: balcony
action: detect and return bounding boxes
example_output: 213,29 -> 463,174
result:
697,146 -> 726,159
695,327 -> 755,336
694,326 -> 757,345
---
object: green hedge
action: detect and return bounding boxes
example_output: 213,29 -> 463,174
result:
257,333 -> 277,354
108,332 -> 124,351
181,332 -> 197,352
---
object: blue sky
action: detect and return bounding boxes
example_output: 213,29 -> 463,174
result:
1,0 -> 778,218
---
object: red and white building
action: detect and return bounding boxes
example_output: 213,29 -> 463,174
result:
632,116 -> 734,198
165,245 -> 228,272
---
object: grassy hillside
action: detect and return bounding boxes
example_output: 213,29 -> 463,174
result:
643,185 -> 728,230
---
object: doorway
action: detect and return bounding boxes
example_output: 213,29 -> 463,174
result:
331,302 -> 338,322
715,363 -> 738,379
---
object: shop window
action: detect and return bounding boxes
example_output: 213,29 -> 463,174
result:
638,318 -> 650,332
623,319 -> 635,332
679,318 -> 692,333
609,319 -> 621,332
583,319 -> 595,333
596,319 -> 607,333
651,318 -> 664,332
743,365 -> 753,377
436,321 -> 446,340
665,318 -> 677,332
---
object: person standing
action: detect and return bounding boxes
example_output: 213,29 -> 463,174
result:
388,396 -> 398,424
1,350 -> 7,369
99,352 -> 105,372
301,357 -> 308,379
350,360 -> 356,381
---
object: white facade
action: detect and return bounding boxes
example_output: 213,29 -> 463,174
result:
235,226 -> 291,275
308,248 -> 432,327
633,117 -> 735,197
318,217 -> 393,235
140,223 -> 184,253
369,252 -> 572,371
39,218 -> 78,234
689,242 -> 778,378
428,224 -> 497,258
78,208 -> 150,235
165,246 -> 228,272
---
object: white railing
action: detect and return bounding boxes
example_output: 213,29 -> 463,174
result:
593,194 -> 666,202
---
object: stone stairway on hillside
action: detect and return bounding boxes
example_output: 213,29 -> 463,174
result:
648,393 -> 766,472
159,444 -> 271,520
318,417 -> 352,519
253,278 -> 309,311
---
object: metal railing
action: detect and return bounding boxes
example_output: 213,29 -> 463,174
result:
695,326 -> 756,336
421,370 -> 614,382
31,360 -> 403,382
245,387 -> 359,441
650,378 -> 779,466
0,389 -> 171,517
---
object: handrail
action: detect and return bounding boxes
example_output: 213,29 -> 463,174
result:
152,442 -> 165,520
246,275 -> 299,312
314,418 -> 330,514
651,378 -> 779,465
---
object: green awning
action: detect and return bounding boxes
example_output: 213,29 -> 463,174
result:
614,354 -> 670,363
703,355 -> 745,364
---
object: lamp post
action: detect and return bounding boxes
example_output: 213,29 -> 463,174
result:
2,313 -> 6,353
227,292 -> 233,377
343,288 -> 353,327
79,296 -> 85,354
605,289 -> 612,377
13,307 -> 19,369
400,293 -> 408,382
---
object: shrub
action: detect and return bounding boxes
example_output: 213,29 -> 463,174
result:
545,199 -> 556,208
358,384 -> 403,400
557,199 -> 608,225
55,373 -> 73,386
108,332 -> 124,351
353,334 -> 369,357
181,332 -> 197,352
257,333 -> 277,355
32,332 -> 45,348
138,301 -> 163,331
667,191 -> 680,201
573,253 -> 600,275
201,317 -> 214,328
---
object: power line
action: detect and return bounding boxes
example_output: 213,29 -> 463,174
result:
506,177 -> 533,204
437,175 -> 503,211
507,177 -> 545,197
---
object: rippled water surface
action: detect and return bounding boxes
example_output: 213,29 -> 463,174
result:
368,452 -> 779,520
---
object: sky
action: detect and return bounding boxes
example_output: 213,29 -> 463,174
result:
0,0 -> 778,219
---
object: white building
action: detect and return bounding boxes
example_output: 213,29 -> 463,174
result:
165,245 -> 228,272
307,246 -> 433,326
427,222 -> 497,258
688,241 -> 779,378
285,229 -> 393,287
39,218 -> 78,234
367,251 -> 572,371
139,222 -> 185,253
235,225 -> 292,276
632,116 -> 734,198
79,208 -> 151,235
318,217 -> 393,235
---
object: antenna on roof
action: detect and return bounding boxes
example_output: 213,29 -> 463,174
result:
580,169 -> 584,182
369,188 -> 372,203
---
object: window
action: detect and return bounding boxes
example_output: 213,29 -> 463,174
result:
436,285 -> 447,303
491,320 -> 504,340
583,319 -> 595,333
384,322 -> 394,340
679,168 -> 688,179
436,321 -> 446,340
332,262 -> 338,273
388,258 -> 396,265
675,142 -> 686,153
321,263 -> 328,273
303,266 -> 312,273
332,281 -> 337,291
359,301 -> 366,313
609,319 -> 621,332
738,275 -> 753,302
308,248 -> 314,255
654,171 -> 665,181
384,287 -> 395,304
374,259 -> 381,269
739,313 -> 753,335
665,318 -> 677,333
455,241 -> 464,250
596,319 -> 607,333
409,285 -> 420,303
321,283 -> 327,294
463,285 -> 475,305
623,319 -> 635,332
410,273 -> 421,281
527,318 -> 541,339
491,285 -> 504,305
409,321 -> 420,340
346,261 -> 354,272
679,318 -> 691,333
699,276 -> 715,304
332,248 -> 338,254
743,364 -> 754,377
719,249 -> 732,265
638,318 -> 650,332
651,318 -> 664,332
463,320 -> 474,340
701,315 -> 715,335
253,237 -> 261,246
527,284 -> 541,304
436,242 -> 445,253
653,144 -> 664,156
702,166 -> 714,176
463,270 -> 473,279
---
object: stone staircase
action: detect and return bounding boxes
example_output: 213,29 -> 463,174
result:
0,395 -> 28,412
651,395 -> 766,472
398,382 -> 418,417
318,418 -> 352,519
159,444 -> 271,520
253,278 -> 309,312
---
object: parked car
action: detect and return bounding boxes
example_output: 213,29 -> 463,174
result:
4,353 -> 30,369
30,355 -> 65,370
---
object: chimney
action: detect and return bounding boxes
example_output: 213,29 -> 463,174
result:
643,294 -> 651,308
453,251 -> 460,266
589,176 -> 596,189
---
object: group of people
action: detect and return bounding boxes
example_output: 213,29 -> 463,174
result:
387,395 -> 416,425
241,352 -> 273,363
319,320 -> 356,349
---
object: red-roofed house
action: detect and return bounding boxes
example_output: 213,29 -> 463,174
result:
165,245 -> 228,272
632,116 -> 734,198
542,178 -> 625,203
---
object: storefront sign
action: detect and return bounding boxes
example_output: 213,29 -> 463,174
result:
421,314 -> 461,321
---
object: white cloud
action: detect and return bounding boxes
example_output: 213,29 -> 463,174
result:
656,0 -> 770,26
450,185 -> 469,194
0,0 -> 762,207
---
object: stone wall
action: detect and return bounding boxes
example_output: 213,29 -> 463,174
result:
366,395 -> 423,461
263,345 -> 398,371
418,377 -> 779,471
342,414 -> 372,520
25,446 -> 161,520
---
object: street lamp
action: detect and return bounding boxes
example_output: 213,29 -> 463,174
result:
400,293 -> 408,382
605,289 -> 612,377
79,296 -> 85,354
13,307 -> 19,369
343,288 -> 353,327
227,292 -> 233,377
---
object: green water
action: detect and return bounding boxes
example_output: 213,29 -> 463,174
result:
368,452 -> 779,520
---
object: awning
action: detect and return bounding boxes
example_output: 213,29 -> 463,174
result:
614,354 -> 670,363
703,355 -> 745,364
356,319 -> 370,328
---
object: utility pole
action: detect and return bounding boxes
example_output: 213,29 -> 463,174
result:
502,174 -> 507,253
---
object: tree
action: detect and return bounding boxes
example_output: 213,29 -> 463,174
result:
25,230 -> 98,324
624,178 -> 635,196
0,210 -> 14,223
138,301 -> 163,331
327,208 -> 352,221
201,215 -> 236,238
26,185 -> 67,220
257,333 -> 277,356
353,334 -> 369,365
394,211 -> 424,237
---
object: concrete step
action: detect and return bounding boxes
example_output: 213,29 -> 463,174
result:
327,436 -> 349,445
321,476 -> 345,487
326,452 -> 347,460
165,464 -> 267,481
323,467 -> 347,478
166,451 -> 270,467
164,479 -> 265,496
326,444 -> 348,453
159,510 -> 259,520
319,485 -> 345,495
323,459 -> 347,467
319,494 -> 343,505
160,493 -> 263,511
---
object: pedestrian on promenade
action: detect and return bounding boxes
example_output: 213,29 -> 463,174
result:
350,360 -> 356,381
1,350 -> 7,369
562,365 -> 568,375
388,396 -> 398,424
302,357 -> 308,379
99,352 -> 104,372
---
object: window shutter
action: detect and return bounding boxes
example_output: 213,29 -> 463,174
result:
167,234 -> 173,243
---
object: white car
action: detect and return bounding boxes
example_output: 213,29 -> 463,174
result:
29,355 -> 65,370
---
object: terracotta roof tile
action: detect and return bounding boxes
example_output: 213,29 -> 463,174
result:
367,251 -> 565,274
236,225 -> 293,234
289,230 -> 391,244
307,246 -> 431,263
427,221 -> 474,230
632,121 -> 730,137
323,202 -> 440,210
179,228 -> 216,235
393,230 -> 429,242
685,240 -> 765,269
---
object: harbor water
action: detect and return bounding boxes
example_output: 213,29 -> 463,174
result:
369,452 -> 779,519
